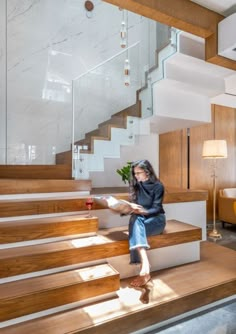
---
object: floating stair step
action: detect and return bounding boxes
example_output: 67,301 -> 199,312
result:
0,179 -> 91,195
0,263 -> 120,322
78,136 -> 110,154
0,216 -> 98,244
0,189 -> 208,218
99,114 -> 126,128
0,220 -> 201,278
1,242 -> 235,334
0,196 -> 89,218
0,165 -> 72,180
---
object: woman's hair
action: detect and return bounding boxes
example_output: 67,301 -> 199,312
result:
129,159 -> 159,202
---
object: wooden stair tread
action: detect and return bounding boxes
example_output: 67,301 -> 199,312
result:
99,219 -> 199,237
0,216 -> 98,243
0,234 -> 108,259
0,263 -> 118,299
0,194 -> 85,203
0,165 -> 72,180
1,242 -> 235,334
0,215 -> 97,228
0,196 -> 87,218
0,190 -> 208,218
0,179 -> 91,195
0,220 -> 201,278
0,263 -> 120,322
0,220 -> 200,258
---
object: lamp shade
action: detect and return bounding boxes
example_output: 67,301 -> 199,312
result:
202,140 -> 227,159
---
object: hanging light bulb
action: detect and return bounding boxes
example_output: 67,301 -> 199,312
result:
124,58 -> 130,86
120,21 -> 127,48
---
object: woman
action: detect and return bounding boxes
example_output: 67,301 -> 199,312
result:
128,159 -> 166,287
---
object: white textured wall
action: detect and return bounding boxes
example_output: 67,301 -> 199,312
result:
90,133 -> 159,187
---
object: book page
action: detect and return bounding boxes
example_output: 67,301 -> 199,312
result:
94,195 -> 133,214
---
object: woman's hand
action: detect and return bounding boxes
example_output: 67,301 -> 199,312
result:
130,203 -> 148,215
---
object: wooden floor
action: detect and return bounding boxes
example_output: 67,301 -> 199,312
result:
1,241 -> 235,334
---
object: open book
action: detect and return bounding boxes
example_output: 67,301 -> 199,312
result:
94,195 -> 135,215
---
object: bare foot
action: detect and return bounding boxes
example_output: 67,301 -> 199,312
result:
130,273 -> 151,287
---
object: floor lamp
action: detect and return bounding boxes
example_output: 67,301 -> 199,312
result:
202,140 -> 227,240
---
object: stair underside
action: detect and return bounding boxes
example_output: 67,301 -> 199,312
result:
1,242 -> 235,333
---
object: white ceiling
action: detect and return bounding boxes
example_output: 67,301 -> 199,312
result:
191,0 -> 236,16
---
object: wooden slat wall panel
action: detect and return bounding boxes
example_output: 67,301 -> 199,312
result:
159,105 -> 236,221
190,105 -> 236,219
189,108 -> 214,219
214,105 -> 236,188
159,129 -> 187,188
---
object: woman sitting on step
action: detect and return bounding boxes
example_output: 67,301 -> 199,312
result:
128,159 -> 166,287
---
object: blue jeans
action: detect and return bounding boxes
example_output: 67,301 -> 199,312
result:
128,213 -> 166,264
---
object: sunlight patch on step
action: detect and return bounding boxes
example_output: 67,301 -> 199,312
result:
70,235 -> 108,248
77,264 -> 116,281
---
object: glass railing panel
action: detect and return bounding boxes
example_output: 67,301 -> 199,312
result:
72,42 -> 143,178
0,144 -> 58,165
71,21 -> 180,178
72,42 -> 141,143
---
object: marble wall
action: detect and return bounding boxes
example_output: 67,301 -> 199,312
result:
0,0 -> 157,164
0,0 -> 6,164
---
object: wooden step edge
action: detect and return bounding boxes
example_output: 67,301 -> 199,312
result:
0,165 -> 73,180
0,221 -> 201,278
113,101 -> 141,119
98,121 -> 126,130
79,135 -> 111,154
0,263 -> 120,322
0,179 -> 92,195
0,197 -> 90,218
0,216 -> 98,244
0,234 -> 112,278
98,115 -> 126,128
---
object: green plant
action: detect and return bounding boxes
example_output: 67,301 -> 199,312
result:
116,162 -> 132,184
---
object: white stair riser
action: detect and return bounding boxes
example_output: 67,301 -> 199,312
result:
107,242 -> 200,279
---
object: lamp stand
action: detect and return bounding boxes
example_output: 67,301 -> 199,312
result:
208,159 -> 222,240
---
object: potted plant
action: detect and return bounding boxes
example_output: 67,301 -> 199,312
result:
116,162 -> 132,184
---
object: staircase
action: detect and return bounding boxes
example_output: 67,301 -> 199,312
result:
0,183 -> 235,333
53,30 -> 236,185
0,213 -> 202,332
55,97 -> 142,165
